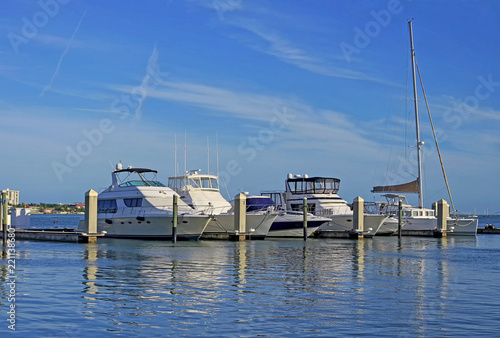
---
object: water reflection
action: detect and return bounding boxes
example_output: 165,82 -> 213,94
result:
83,243 -> 98,300
74,236 -> 492,336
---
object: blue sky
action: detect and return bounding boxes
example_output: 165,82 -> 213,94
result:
1,0 -> 499,214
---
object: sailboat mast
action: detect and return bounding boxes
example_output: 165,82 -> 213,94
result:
409,20 -> 424,208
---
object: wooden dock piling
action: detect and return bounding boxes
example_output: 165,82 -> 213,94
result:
350,196 -> 364,239
435,199 -> 449,237
398,200 -> 402,238
232,193 -> 247,241
172,195 -> 178,243
2,191 -> 8,246
303,197 -> 308,241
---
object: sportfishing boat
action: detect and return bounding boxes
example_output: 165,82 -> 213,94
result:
77,164 -> 211,240
246,194 -> 330,238
168,170 -> 277,239
263,174 -> 389,237
371,21 -> 478,236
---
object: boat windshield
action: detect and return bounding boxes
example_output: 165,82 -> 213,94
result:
168,176 -> 219,190
119,180 -> 166,187
287,177 -> 340,194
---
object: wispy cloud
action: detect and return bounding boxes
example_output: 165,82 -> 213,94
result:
232,21 -> 377,81
34,33 -> 87,49
432,95 -> 500,123
113,79 -> 377,155
39,11 -> 87,98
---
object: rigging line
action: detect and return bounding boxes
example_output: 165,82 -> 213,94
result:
216,132 -> 219,180
415,58 -> 456,215
384,50 -> 410,185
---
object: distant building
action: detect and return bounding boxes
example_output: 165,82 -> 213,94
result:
70,203 -> 85,209
1,189 -> 19,206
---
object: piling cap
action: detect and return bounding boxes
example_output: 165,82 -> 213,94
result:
85,189 -> 98,197
353,196 -> 364,202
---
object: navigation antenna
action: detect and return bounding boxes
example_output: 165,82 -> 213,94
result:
184,129 -> 187,174
216,132 -> 219,180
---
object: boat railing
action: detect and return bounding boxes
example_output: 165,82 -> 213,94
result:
198,205 -> 231,215
314,205 -> 352,216
364,202 -> 387,215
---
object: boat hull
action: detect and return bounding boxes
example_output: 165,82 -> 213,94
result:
203,213 -> 277,239
448,217 -> 478,236
376,217 -> 400,236
267,214 -> 328,238
384,217 -> 478,236
77,214 -> 211,240
317,214 -> 388,237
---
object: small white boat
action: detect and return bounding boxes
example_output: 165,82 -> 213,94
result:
77,164 -> 211,240
263,174 -> 388,237
168,170 -> 277,239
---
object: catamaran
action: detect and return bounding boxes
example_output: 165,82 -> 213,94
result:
371,21 -> 478,236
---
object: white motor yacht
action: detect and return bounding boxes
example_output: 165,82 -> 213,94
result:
168,170 -> 276,239
77,164 -> 211,240
263,174 -> 388,237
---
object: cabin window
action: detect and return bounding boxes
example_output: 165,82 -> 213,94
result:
429,210 -> 434,217
404,211 -> 411,217
287,177 -> 340,194
290,203 -> 316,214
98,199 -> 117,213
119,180 -> 166,187
124,198 -> 142,207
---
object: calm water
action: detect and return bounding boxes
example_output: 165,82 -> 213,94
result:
1,215 -> 500,337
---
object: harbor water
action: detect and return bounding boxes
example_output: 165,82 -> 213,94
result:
1,215 -> 500,336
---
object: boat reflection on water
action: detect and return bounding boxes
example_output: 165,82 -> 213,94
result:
73,234 -> 484,336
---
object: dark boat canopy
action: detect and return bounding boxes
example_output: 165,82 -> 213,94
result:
286,176 -> 340,194
114,168 -> 158,174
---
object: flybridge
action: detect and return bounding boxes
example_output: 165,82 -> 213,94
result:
285,174 -> 341,195
111,164 -> 165,188
168,170 -> 220,192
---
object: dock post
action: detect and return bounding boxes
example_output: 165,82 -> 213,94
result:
303,197 -> 308,241
398,200 -> 402,238
172,195 -> 178,243
350,196 -> 364,239
436,199 -> 449,237
2,191 -> 8,245
85,189 -> 98,242
233,193 -> 246,241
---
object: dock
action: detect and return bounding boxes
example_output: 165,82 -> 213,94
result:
477,227 -> 500,234
399,229 -> 449,237
201,232 -> 257,241
0,229 -> 104,243
315,230 -> 371,239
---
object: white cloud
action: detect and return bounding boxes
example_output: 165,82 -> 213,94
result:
229,20 -> 379,81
